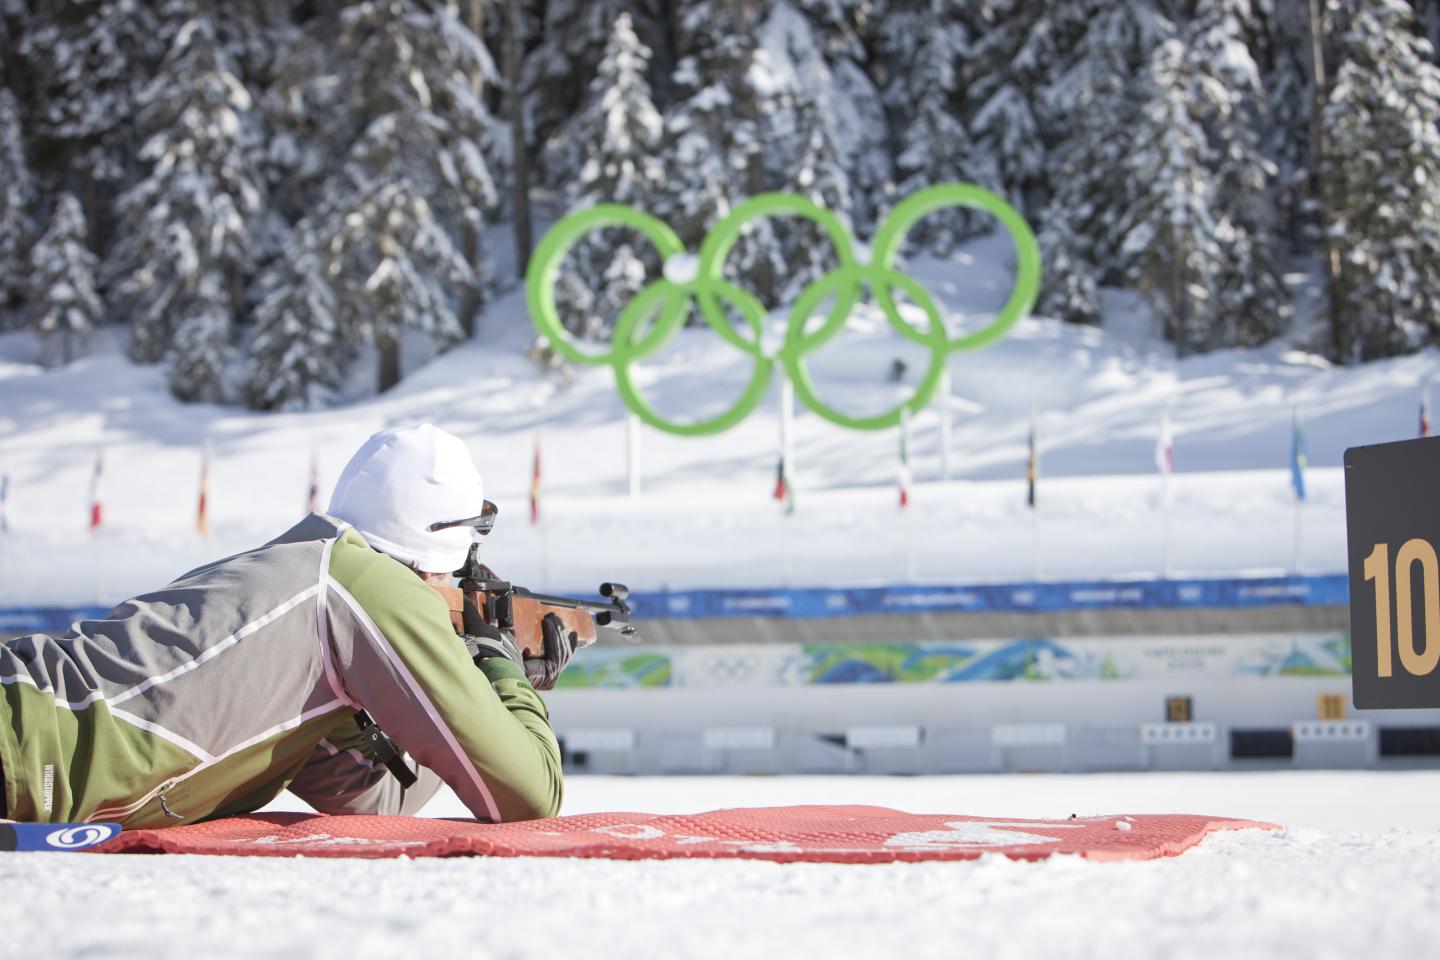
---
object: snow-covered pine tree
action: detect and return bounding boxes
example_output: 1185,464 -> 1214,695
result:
259,12 -> 345,226
880,0 -> 992,252
28,192 -> 101,365
20,0 -> 167,252
1256,0 -> 1315,252
778,94 -> 852,302
963,0 -> 1057,217
246,239 -> 343,411
794,0 -> 871,60
207,0 -> 299,89
1037,215 -> 1102,325
655,1 -> 758,243
766,0 -> 889,233
654,0 -> 786,309
570,12 -> 665,210
1036,0 -> 1171,315
106,13 -> 267,376
22,0 -> 165,143
530,0 -> 655,188
0,88 -> 35,325
1415,0 -> 1440,61
1118,38 -> 1225,353
167,272 -> 234,403
1188,0 -> 1288,348
1323,0 -> 1440,359
317,177 -> 472,394
331,0 -> 499,342
552,12 -> 666,340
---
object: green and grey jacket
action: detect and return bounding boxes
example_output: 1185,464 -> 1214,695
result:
0,515 -> 562,828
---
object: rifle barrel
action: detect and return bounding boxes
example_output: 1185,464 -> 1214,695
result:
513,588 -> 632,625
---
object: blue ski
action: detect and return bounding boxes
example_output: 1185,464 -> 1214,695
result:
0,822 -> 122,852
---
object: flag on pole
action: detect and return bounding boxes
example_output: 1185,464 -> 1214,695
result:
529,435 -> 542,525
196,443 -> 210,537
1156,411 -> 1174,497
1290,409 -> 1308,502
89,448 -> 104,531
1421,389 -> 1431,438
897,408 -> 914,508
307,448 -> 320,515
1155,414 -> 1174,475
773,454 -> 794,514
0,471 -> 9,533
1025,412 -> 1038,508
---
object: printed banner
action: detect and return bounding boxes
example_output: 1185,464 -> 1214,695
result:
555,633 -> 1353,690
2,575 -> 1348,636
629,574 -> 1348,621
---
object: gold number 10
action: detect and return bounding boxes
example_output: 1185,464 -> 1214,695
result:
1364,540 -> 1440,678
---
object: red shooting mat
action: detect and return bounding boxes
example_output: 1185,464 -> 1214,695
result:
93,806 -> 1275,862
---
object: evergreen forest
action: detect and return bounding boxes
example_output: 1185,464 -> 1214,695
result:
2,0 -> 1438,408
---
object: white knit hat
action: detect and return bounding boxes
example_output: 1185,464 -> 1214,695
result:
329,423 -> 487,573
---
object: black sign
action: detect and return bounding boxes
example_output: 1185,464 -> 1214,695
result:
1345,437 -> 1440,709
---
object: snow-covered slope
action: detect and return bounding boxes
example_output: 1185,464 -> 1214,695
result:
0,239 -> 1432,605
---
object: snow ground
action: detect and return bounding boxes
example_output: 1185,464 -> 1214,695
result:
3,772 -> 1439,960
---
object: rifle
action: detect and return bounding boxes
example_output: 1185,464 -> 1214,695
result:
432,543 -> 637,656
366,546 -> 635,792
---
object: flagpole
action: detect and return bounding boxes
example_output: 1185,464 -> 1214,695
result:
90,444 -> 105,605
1293,498 -> 1303,574
1160,493 -> 1171,579
1291,405 -> 1307,574
780,376 -> 795,490
780,376 -> 795,583
1158,408 -> 1173,579
780,523 -> 792,585
307,444 -> 321,516
939,367 -> 952,482
1031,504 -> 1040,582
627,413 -> 641,500
531,432 -> 548,590
901,406 -> 916,582
905,507 -> 915,582
197,439 -> 210,540
1029,408 -> 1040,582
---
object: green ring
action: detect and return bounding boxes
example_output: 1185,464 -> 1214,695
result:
694,193 -> 858,357
525,183 -> 1040,435
612,280 -> 776,436
871,183 -> 1040,353
526,203 -> 685,366
781,268 -> 950,431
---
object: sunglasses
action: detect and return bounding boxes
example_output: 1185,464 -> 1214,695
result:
428,499 -> 498,537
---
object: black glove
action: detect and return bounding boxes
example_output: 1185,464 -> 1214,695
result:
464,621 -> 524,666
523,612 -> 576,691
463,592 -> 524,667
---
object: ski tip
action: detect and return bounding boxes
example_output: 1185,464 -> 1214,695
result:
0,822 -> 122,852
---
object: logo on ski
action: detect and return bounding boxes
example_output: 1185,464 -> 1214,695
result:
45,824 -> 117,849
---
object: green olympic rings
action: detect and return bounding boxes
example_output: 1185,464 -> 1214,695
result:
526,182 -> 1041,435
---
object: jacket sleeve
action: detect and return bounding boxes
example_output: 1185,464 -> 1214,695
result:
286,714 -> 444,816
321,530 -> 563,822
